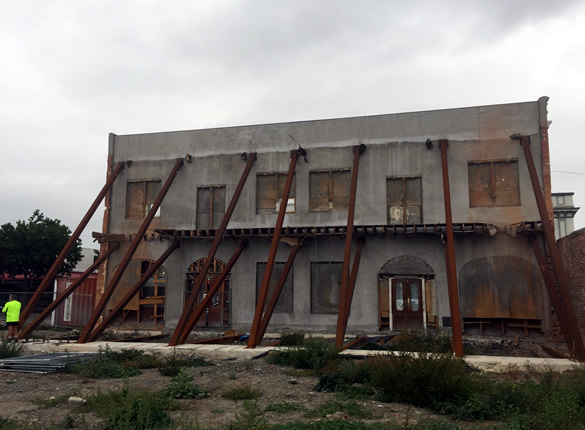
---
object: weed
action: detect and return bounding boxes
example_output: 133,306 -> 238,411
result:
158,350 -> 212,377
59,414 -> 76,429
367,353 -> 472,410
222,384 -> 262,401
280,331 -> 306,346
387,331 -> 452,353
265,402 -> 304,413
107,397 -> 172,430
0,416 -> 18,428
67,358 -> 141,378
86,383 -> 180,420
165,371 -> 209,399
267,337 -> 340,372
315,359 -> 370,393
0,338 -> 23,359
226,400 -> 267,430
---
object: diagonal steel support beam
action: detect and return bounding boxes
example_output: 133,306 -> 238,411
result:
530,236 -> 575,356
517,135 -> 585,360
169,153 -> 257,346
177,240 -> 248,344
79,157 -> 185,343
251,238 -> 305,347
339,236 -> 365,342
248,149 -> 300,348
20,161 -> 126,326
335,145 -> 363,349
18,243 -> 119,340
439,140 -> 464,357
87,240 -> 180,342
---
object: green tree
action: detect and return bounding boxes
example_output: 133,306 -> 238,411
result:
0,210 -> 82,290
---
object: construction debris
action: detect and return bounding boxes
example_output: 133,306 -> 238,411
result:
0,353 -> 99,374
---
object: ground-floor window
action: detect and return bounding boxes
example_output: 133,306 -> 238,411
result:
185,257 -> 230,327
255,262 -> 294,314
310,262 -> 342,314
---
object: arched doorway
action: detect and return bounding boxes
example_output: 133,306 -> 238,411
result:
378,255 -> 434,331
185,258 -> 230,327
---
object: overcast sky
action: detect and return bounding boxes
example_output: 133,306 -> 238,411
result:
1,1 -> 584,248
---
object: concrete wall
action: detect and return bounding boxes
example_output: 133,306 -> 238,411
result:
101,98 -> 551,334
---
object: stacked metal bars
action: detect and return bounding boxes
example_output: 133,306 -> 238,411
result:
0,353 -> 99,374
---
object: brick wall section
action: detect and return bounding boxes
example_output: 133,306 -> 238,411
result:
557,227 -> 585,343
540,125 -> 554,223
95,154 -> 114,309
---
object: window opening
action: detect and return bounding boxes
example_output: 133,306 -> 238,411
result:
256,173 -> 296,214
387,176 -> 422,224
468,160 -> 520,207
197,185 -> 226,229
256,262 -> 294,314
309,169 -> 351,212
310,262 -> 342,313
126,180 -> 162,218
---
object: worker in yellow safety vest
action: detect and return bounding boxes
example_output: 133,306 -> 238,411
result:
2,294 -> 22,342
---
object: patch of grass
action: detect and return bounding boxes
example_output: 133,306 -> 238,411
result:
304,399 -> 372,419
107,396 -> 172,430
265,402 -> 304,413
67,358 -> 141,378
165,371 -> 209,399
314,359 -> 370,393
158,350 -> 212,377
33,394 -> 71,409
387,331 -> 452,353
86,383 -> 180,420
0,338 -> 24,359
367,353 -> 472,410
270,422 -> 395,430
226,400 -> 267,430
222,384 -> 262,401
0,416 -> 18,428
280,331 -> 306,346
267,337 -> 340,372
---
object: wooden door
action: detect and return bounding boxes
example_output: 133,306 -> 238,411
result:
391,278 -> 423,331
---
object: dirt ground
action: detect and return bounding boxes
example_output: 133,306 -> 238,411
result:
0,327 -> 571,429
0,353 -> 445,430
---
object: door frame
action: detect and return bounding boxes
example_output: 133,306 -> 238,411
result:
387,277 -> 427,331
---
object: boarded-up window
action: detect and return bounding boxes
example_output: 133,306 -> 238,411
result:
256,173 -> 296,214
311,262 -> 342,314
309,169 -> 351,212
387,176 -> 422,224
256,262 -> 293,314
126,180 -> 162,219
468,160 -> 520,207
197,185 -> 226,229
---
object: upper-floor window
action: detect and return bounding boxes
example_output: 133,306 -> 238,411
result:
126,180 -> 161,219
309,169 -> 351,212
256,173 -> 296,214
468,160 -> 520,207
387,176 -> 422,224
197,185 -> 225,229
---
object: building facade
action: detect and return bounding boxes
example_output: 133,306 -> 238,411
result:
98,97 -> 553,337
552,192 -> 580,240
